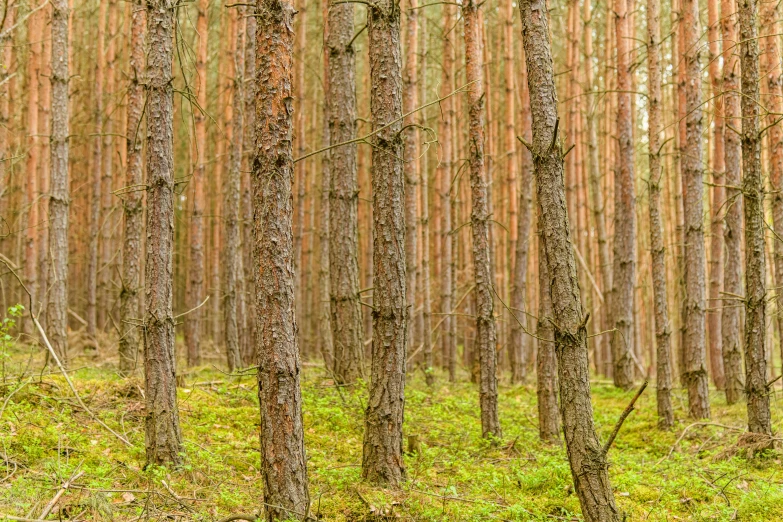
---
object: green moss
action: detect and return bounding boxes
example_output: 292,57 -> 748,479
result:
1,343 -> 782,521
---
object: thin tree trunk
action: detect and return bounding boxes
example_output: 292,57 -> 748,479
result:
611,0 -> 636,389
584,0 -> 611,379
24,5 -> 42,336
294,0 -> 306,337
119,0 -> 145,375
518,0 -> 620,517
362,0 -> 407,486
739,0 -> 772,436
252,0 -> 310,517
707,0 -> 725,389
144,0 -> 182,467
242,13 -> 257,366
318,1 -> 334,372
224,6 -> 244,372
439,2 -> 456,382
185,0 -> 208,367
403,0 -> 418,355
760,0 -> 783,383
721,0 -> 744,404
98,0 -> 118,330
87,0 -> 105,337
464,0 -> 500,440
682,0 -> 711,419
47,0 -> 70,365
419,18 -> 432,384
647,0 -> 673,429
327,0 -> 364,383
537,215 -> 559,442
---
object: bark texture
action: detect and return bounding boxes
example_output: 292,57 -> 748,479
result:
646,0 -> 673,429
327,0 -> 364,383
682,0 -> 710,419
438,2 -> 457,382
362,0 -> 408,487
537,221 -> 559,443
760,0 -> 783,383
224,7 -> 245,372
721,0 -> 744,404
519,0 -> 620,517
464,0 -> 500,440
144,0 -> 183,467
185,0 -> 209,367
738,0 -> 772,436
47,0 -> 70,365
120,0 -> 145,375
253,0 -> 310,517
403,0 -> 418,354
611,0 -> 636,389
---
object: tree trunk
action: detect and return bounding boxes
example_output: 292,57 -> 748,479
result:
646,0 -> 673,429
144,0 -> 182,467
185,0 -> 209,367
760,0 -> 783,384
721,0 -> 744,404
224,6 -> 244,372
242,13 -> 257,366
439,2 -> 456,382
682,0 -> 711,419
120,0 -> 145,375
518,0 -> 620,518
87,0 -> 105,337
47,0 -> 70,365
24,6 -> 42,336
403,0 -> 418,355
611,0 -> 636,390
252,0 -> 310,517
98,0 -> 118,331
464,0 -> 500,440
583,0 -> 611,378
537,217 -> 559,443
738,0 -> 772,436
318,4 -> 334,372
327,0 -> 364,383
707,0 -> 725,389
362,0 -> 407,486
418,15 -> 432,385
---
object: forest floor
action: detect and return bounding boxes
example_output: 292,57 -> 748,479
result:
2,338 -> 783,521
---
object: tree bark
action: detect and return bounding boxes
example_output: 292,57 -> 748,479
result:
464,0 -> 500,440
224,6 -> 244,372
738,0 -> 772,436
646,0 -> 673,429
362,0 -> 407,486
438,2 -> 457,382
760,0 -> 783,384
185,0 -> 209,367
120,0 -> 145,375
611,0 -> 636,390
144,0 -> 182,467
721,0 -> 744,404
403,0 -> 418,355
707,0 -> 725,389
252,0 -> 310,517
682,0 -> 711,419
24,5 -> 42,336
242,13 -> 258,366
519,0 -> 620,517
537,218 -> 559,443
47,0 -> 70,365
327,0 -> 364,383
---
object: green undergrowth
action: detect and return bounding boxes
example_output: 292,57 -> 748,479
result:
1,341 -> 783,521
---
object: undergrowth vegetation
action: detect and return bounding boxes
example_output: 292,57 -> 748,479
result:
1,337 -> 782,521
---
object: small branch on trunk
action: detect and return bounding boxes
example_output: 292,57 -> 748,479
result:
602,381 -> 649,455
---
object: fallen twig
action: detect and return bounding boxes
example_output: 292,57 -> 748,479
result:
602,381 -> 648,455
39,470 -> 85,519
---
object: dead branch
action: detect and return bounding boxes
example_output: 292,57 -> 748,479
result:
602,381 -> 649,455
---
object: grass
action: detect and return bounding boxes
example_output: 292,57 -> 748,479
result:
1,338 -> 783,521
